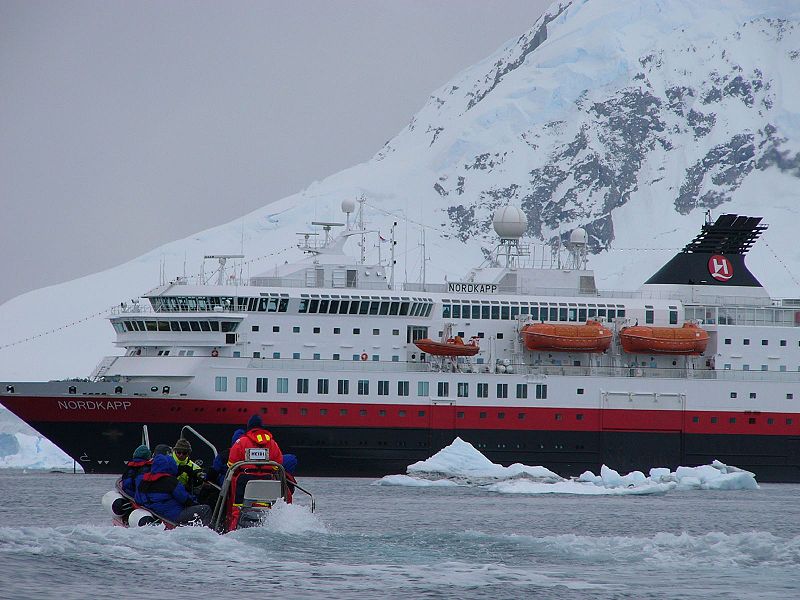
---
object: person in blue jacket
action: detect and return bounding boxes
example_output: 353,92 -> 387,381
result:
135,453 -> 211,526
120,445 -> 152,497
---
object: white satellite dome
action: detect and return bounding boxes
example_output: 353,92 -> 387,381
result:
492,205 -> 528,239
569,227 -> 588,245
341,198 -> 356,214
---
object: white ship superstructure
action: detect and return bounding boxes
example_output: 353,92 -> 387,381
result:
3,205 -> 800,481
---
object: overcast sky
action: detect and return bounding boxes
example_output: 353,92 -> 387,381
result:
1,0 -> 551,305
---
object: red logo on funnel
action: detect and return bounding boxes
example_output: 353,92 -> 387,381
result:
708,255 -> 733,282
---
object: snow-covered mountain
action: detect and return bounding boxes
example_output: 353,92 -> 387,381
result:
2,0 -> 800,390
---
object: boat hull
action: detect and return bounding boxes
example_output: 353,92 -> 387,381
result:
5,393 -> 800,482
619,324 -> 709,355
413,338 -> 479,357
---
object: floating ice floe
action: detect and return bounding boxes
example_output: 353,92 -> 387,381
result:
375,438 -> 758,495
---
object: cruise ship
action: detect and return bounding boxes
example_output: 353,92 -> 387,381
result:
3,201 -> 800,481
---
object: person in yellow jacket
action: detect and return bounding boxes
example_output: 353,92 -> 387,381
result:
172,438 -> 205,492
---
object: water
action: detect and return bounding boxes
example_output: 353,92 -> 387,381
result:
1,471 -> 799,599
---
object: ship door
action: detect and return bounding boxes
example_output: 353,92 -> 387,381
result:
429,400 -> 455,452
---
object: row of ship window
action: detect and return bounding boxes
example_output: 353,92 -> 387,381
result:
299,298 -> 433,317
114,320 -> 240,333
214,376 -> 548,399
723,338 -> 800,346
152,296 -> 289,313
721,364 -> 800,372
442,304 -> 626,322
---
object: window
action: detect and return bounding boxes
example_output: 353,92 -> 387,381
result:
333,353 -> 340,361
743,339 -> 750,345
313,327 -> 320,334
577,388 -> 584,395
293,326 -> 300,333
496,383 -> 508,399
437,382 -> 449,397
337,379 -> 349,394
313,353 -> 320,360
235,377 -> 247,393
334,327 -> 341,335
398,381 -> 409,396
724,338 -> 731,345
358,379 -> 369,395
576,413 -> 584,421
378,380 -> 389,395
256,377 -> 268,393
215,376 -> 227,392
645,306 -> 654,324
317,379 -> 329,394
297,378 -> 309,394
477,383 -> 488,398
417,381 -> 429,396
788,393 -> 794,400
711,416 -> 718,423
457,382 -> 469,398
373,328 -> 380,336
516,384 -> 527,399
729,417 -> 736,424
535,384 -> 548,399
277,378 -> 288,393
353,328 -> 360,334
762,339 -> 769,346
749,392 -> 757,399
252,325 -> 259,332
693,416 -> 700,423
730,392 -> 737,398
273,352 -> 280,359
780,340 -> 787,347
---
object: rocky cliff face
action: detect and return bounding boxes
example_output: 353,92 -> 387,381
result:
382,1 -> 800,252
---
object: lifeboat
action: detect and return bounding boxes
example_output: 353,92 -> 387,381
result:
414,336 -> 479,357
619,322 -> 709,355
520,320 -> 612,353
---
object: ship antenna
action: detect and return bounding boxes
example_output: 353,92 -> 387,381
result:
389,220 -> 397,290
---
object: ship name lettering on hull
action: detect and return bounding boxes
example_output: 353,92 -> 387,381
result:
57,400 -> 131,411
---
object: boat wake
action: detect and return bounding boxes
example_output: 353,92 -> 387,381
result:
375,437 -> 759,494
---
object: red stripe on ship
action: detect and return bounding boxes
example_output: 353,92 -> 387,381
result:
3,395 -> 800,436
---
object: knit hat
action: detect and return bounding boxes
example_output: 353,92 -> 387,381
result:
132,445 -> 152,460
246,414 -> 263,430
153,444 -> 172,456
231,428 -> 246,445
173,438 -> 192,454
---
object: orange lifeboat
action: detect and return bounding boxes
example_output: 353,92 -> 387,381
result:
414,336 -> 479,357
619,322 -> 709,355
520,320 -> 612,353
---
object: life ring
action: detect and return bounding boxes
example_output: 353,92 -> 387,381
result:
211,349 -> 219,357
360,353 -> 368,361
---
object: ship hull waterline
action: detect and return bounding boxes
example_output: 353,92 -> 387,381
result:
4,394 -> 800,483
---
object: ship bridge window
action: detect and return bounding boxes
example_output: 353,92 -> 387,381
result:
452,304 -> 460,318
470,305 -> 479,319
607,309 -> 616,321
199,321 -> 211,332
442,304 -> 451,318
549,307 -> 558,321
520,305 -> 529,316
490,306 -> 499,320
378,302 -> 389,315
511,306 -> 519,319
299,299 -> 308,313
359,301 -> 370,315
319,299 -> 329,313
669,307 -> 678,324
501,306 -> 509,320
308,299 -> 319,313
578,308 -> 587,322
645,306 -> 654,324
424,303 -> 433,317
568,308 -> 577,322
559,308 -> 567,321
329,300 -> 339,313
189,321 -> 201,332
369,302 -> 380,315
399,302 -> 410,316
169,321 -> 180,332
221,322 -> 238,332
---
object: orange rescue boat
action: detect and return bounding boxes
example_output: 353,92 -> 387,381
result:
521,320 -> 612,353
414,336 -> 480,357
619,322 -> 709,355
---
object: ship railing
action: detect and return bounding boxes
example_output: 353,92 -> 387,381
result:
249,277 -> 391,291
515,364 -> 800,382
245,358 -> 432,373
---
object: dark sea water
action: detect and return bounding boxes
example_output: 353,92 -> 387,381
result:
0,471 -> 799,599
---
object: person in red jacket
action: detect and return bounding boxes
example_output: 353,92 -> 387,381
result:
228,414 -> 283,467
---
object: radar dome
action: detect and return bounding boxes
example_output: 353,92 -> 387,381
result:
569,227 -> 588,245
341,198 -> 356,214
492,206 -> 528,239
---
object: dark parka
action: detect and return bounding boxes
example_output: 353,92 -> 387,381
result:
134,454 -> 196,522
121,459 -> 151,497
